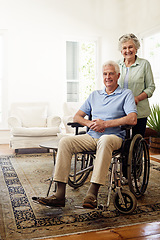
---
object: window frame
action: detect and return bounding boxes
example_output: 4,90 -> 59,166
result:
65,36 -> 99,103
140,28 -> 160,106
0,30 -> 8,129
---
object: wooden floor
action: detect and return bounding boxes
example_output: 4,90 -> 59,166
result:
0,144 -> 160,240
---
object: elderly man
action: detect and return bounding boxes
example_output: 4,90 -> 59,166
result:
33,60 -> 137,209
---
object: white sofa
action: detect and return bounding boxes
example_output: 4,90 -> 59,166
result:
62,102 -> 87,134
8,102 -> 61,152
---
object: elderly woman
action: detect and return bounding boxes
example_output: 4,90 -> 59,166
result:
118,33 -> 155,137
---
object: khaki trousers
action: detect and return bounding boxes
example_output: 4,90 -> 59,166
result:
54,134 -> 122,185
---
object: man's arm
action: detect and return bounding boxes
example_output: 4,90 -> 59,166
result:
87,112 -> 137,132
74,110 -> 137,133
73,110 -> 93,128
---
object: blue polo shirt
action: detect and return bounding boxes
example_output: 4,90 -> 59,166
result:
80,85 -> 137,140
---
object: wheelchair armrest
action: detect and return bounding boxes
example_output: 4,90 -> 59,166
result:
67,123 -> 133,137
120,125 -> 133,139
120,125 -> 133,130
67,122 -> 85,135
67,122 -> 84,128
68,123 -> 133,129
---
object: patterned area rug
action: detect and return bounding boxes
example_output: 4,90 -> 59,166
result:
0,153 -> 160,240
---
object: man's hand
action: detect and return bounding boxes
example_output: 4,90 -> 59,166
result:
89,119 -> 105,133
73,112 -> 106,133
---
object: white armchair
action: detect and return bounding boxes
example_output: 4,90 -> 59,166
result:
8,102 -> 61,152
62,102 -> 87,134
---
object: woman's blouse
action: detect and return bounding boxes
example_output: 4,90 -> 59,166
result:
118,56 -> 155,119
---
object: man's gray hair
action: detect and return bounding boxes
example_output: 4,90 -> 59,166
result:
118,33 -> 140,51
102,61 -> 120,75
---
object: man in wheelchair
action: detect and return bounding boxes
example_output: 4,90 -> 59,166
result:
34,60 -> 137,209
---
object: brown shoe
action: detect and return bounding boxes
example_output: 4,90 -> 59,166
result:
82,195 -> 97,209
32,195 -> 65,207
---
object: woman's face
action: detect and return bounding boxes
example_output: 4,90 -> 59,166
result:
121,39 -> 137,61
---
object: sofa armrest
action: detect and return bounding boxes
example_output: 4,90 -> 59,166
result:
63,115 -> 74,133
47,116 -> 61,127
8,116 -> 22,128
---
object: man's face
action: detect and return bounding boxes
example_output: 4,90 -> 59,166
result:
103,65 -> 120,90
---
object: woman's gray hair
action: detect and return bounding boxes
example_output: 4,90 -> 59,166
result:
102,61 -> 120,74
118,33 -> 140,51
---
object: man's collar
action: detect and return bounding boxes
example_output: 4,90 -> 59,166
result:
100,85 -> 122,95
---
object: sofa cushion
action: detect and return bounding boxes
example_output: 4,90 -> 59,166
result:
8,116 -> 22,128
11,127 -> 61,137
15,106 -> 48,127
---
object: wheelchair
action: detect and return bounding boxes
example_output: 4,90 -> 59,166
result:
46,122 -> 150,214
66,122 -> 150,214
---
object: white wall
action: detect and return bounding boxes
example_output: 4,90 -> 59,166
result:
1,0 -> 160,143
0,0 -> 119,143
120,0 -> 160,37
0,0 -> 108,118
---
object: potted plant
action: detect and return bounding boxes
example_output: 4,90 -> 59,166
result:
147,104 -> 160,153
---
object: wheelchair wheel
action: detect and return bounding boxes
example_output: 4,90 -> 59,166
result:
128,134 -> 150,198
113,189 -> 137,214
68,152 -> 94,188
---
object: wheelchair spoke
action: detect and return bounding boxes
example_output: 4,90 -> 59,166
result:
68,153 -> 94,188
113,189 -> 137,214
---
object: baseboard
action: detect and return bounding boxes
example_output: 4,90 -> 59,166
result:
0,129 -> 10,144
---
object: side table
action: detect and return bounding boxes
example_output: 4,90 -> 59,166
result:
40,139 -> 60,196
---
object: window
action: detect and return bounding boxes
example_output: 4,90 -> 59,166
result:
142,32 -> 160,106
0,30 -> 7,128
0,35 -> 2,123
66,40 -> 97,102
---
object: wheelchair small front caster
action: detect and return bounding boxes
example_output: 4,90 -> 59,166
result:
97,204 -> 108,211
113,189 -> 137,214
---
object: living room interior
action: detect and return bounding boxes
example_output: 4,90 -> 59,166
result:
0,0 -> 160,239
1,0 -> 160,144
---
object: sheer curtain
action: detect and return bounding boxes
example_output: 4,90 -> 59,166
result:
143,32 -> 160,106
